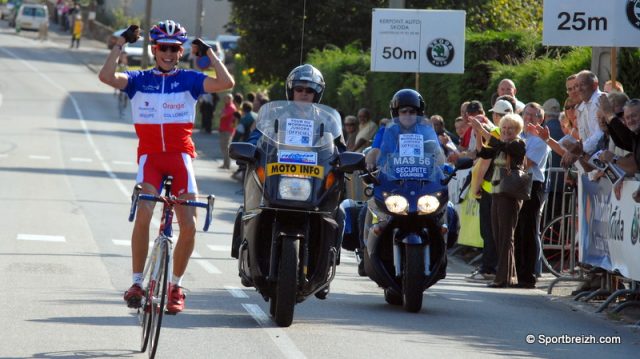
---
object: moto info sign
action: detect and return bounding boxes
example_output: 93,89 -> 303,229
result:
543,0 -> 640,47
371,9 -> 465,74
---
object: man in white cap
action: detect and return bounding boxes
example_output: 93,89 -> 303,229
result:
488,99 -> 514,126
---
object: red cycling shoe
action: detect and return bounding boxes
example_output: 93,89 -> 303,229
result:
166,284 -> 186,313
124,284 -> 144,308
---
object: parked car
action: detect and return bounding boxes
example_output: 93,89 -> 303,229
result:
14,3 -> 48,31
215,34 -> 239,52
183,38 -> 224,66
123,38 -> 153,66
0,0 -> 17,20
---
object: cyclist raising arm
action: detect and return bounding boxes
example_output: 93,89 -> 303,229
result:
99,20 -> 234,313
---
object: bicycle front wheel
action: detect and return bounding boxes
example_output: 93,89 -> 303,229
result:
148,241 -> 169,358
541,214 -> 579,277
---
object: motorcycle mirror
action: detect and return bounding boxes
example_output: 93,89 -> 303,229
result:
455,157 -> 474,170
229,142 -> 257,164
337,151 -> 365,174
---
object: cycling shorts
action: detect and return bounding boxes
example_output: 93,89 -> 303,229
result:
136,152 -> 198,197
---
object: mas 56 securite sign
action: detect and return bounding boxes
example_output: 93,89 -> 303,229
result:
371,9 -> 465,74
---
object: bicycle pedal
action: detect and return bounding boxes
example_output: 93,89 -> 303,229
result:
126,298 -> 142,309
164,310 -> 177,315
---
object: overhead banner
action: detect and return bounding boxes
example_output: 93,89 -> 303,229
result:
579,175 -> 640,281
543,0 -> 640,47
371,9 -> 466,74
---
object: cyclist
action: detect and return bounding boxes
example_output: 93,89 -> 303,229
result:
98,20 -> 234,313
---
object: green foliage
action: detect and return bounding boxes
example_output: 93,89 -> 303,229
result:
96,6 -> 142,30
229,0 -> 385,83
618,48 -> 640,99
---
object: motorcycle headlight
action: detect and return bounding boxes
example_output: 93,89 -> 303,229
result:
384,195 -> 408,214
278,177 -> 312,201
418,195 -> 440,214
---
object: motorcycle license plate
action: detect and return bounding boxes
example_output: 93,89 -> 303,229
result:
266,163 -> 324,178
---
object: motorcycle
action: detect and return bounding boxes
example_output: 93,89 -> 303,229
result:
357,117 -> 472,312
229,101 -> 364,327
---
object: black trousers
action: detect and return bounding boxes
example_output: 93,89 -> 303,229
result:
514,181 -> 544,285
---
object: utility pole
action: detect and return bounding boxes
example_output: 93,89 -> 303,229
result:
195,0 -> 204,38
141,0 -> 153,69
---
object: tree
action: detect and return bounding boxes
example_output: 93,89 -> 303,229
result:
229,0 -> 385,83
229,0 -> 542,83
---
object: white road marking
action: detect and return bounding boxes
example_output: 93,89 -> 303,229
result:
70,157 -> 93,163
207,244 -> 232,252
241,304 -> 307,359
191,251 -> 221,274
225,285 -> 249,298
0,47 -> 132,199
29,155 -> 51,160
17,234 -> 66,242
112,239 -> 154,247
340,251 -> 358,263
112,160 -> 135,166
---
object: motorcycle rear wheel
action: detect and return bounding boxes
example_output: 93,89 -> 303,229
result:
273,240 -> 298,327
402,245 -> 425,313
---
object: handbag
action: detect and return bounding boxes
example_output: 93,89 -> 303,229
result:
498,154 -> 532,201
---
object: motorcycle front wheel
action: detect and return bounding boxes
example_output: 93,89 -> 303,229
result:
402,244 -> 425,313
273,239 -> 298,327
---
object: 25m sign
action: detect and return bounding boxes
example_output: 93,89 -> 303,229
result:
543,0 -> 640,47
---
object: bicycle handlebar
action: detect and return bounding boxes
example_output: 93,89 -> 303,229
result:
128,190 -> 215,232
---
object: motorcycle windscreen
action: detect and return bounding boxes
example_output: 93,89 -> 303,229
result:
255,101 -> 342,150
377,117 -> 446,182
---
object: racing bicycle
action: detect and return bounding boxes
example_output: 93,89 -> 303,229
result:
128,177 -> 214,358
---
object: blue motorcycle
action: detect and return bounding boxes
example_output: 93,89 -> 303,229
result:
357,118 -> 471,312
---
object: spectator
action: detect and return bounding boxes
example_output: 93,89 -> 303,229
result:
218,94 -> 236,169
344,115 -> 359,151
562,70 -> 604,167
565,74 -> 582,107
516,103 -> 550,288
233,92 -> 243,109
233,101 -> 257,143
469,114 -> 527,288
603,80 -> 624,93
199,93 -> 218,134
70,14 -> 83,49
352,108 -> 377,152
542,98 -> 564,167
497,78 -> 525,113
600,97 -> 640,175
246,92 -> 256,104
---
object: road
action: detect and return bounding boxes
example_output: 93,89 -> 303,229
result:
0,23 -> 638,359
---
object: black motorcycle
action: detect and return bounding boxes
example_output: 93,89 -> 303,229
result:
356,118 -> 472,312
229,101 -> 363,327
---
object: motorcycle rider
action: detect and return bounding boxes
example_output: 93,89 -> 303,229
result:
237,64 -> 346,299
352,89 -> 457,276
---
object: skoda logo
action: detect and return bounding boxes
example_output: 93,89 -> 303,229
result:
426,38 -> 454,67
628,0 -> 640,30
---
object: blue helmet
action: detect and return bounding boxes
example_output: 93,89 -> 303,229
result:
389,89 -> 425,117
149,20 -> 188,45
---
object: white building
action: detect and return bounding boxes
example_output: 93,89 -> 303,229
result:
104,0 -> 232,39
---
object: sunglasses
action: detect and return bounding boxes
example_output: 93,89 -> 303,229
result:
156,44 -> 181,53
626,99 -> 640,106
293,86 -> 316,94
345,123 -> 357,127
564,105 -> 575,110
399,108 -> 417,115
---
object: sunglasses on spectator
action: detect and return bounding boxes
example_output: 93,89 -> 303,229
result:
399,108 -> 417,115
293,86 -> 316,94
626,99 -> 640,106
564,104 -> 576,110
156,44 -> 181,53
345,123 -> 357,127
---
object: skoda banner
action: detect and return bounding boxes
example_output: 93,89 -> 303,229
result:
371,9 -> 465,74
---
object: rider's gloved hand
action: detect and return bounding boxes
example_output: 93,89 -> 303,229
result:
120,25 -> 140,44
192,38 -> 213,57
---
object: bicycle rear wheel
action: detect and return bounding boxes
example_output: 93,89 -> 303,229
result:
541,214 -> 579,277
148,241 -> 169,358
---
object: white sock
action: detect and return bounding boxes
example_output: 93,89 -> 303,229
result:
132,273 -> 144,286
172,275 -> 183,287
